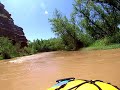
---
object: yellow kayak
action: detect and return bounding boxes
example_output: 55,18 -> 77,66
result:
48,78 -> 119,90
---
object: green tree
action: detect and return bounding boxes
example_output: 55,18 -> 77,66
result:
49,9 -> 84,50
91,0 -> 120,11
74,0 -> 120,41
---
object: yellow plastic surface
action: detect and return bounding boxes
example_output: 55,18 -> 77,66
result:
48,80 -> 119,90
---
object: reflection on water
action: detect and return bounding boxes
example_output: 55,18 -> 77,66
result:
0,49 -> 120,90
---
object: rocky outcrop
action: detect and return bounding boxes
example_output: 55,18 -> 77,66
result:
0,3 -> 27,47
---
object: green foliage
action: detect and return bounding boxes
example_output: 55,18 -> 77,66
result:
25,38 -> 65,54
49,9 -> 84,50
91,0 -> 120,11
84,36 -> 120,50
74,0 -> 120,40
0,37 -> 29,60
85,43 -> 120,50
78,33 -> 94,47
49,0 -> 120,50
108,32 -> 120,44
90,38 -> 109,47
0,37 -> 20,59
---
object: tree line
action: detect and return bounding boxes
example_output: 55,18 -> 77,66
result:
0,0 -> 120,59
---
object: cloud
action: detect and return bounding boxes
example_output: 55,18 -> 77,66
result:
45,10 -> 48,15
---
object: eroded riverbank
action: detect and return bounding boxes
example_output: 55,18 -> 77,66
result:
0,49 -> 120,90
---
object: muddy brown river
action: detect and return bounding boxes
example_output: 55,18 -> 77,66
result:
0,49 -> 120,90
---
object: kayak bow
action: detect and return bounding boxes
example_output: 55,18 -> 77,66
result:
48,78 -> 119,90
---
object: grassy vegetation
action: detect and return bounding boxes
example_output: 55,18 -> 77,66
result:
83,38 -> 120,51
84,44 -> 120,51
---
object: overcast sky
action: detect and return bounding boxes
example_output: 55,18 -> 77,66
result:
0,0 -> 73,41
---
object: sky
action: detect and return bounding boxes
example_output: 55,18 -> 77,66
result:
0,0 -> 74,41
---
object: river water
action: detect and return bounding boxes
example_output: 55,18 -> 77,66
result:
0,49 -> 120,90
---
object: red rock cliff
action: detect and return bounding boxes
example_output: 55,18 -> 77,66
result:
0,3 -> 27,47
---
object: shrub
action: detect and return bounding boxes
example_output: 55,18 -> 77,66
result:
78,33 -> 94,47
108,32 -> 120,44
0,37 -> 21,59
26,38 -> 65,53
90,37 -> 110,47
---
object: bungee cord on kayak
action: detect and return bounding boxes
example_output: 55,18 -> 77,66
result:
48,78 -> 120,90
